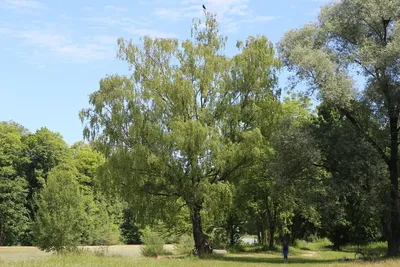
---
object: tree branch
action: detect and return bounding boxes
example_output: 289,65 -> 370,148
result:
312,163 -> 332,172
212,158 -> 249,184
177,203 -> 187,212
341,108 -> 390,166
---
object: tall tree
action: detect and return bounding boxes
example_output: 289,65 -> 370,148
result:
235,96 -> 320,248
20,128 -> 72,245
278,0 -> 400,255
23,128 -> 72,211
310,103 -> 386,249
71,141 -> 121,245
34,164 -> 88,252
0,122 -> 30,246
80,13 -> 280,253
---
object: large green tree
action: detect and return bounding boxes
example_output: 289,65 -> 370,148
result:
80,13 -> 280,253
310,103 -> 386,249
34,164 -> 88,252
71,141 -> 121,245
0,122 -> 30,246
20,127 -> 73,245
278,0 -> 400,255
235,96 -> 321,249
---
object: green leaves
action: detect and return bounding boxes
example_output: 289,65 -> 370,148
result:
279,1 -> 400,253
0,122 -> 30,245
81,12 -> 280,252
34,166 -> 88,252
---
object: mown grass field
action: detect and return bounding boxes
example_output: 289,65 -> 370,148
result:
1,241 -> 399,267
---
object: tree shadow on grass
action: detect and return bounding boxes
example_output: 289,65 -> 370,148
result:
199,254 -> 342,265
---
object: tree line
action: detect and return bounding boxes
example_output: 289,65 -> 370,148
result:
1,0 -> 400,256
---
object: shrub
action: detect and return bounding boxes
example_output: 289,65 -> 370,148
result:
174,234 -> 195,255
140,228 -> 167,257
33,166 -> 88,253
228,240 -> 246,253
209,227 -> 228,249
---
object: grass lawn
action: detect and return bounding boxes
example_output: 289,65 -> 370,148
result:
2,252 -> 400,267
1,241 -> 399,267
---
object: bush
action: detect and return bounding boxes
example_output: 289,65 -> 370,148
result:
33,166 -> 88,253
228,240 -> 246,253
140,229 -> 167,257
174,234 -> 195,255
293,239 -> 310,250
209,227 -> 228,249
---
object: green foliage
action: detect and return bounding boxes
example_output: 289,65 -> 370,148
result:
0,121 -> 123,249
233,96 -> 319,248
293,238 -> 332,251
22,127 -> 73,245
140,228 -> 167,257
0,121 -> 30,245
80,12 -> 280,253
174,234 -> 195,255
70,141 -> 121,246
34,165 -> 88,252
84,196 -> 121,245
309,103 -> 386,249
278,0 -> 400,255
71,141 -> 105,190
120,209 -> 141,244
23,127 -> 73,193
208,227 -> 228,249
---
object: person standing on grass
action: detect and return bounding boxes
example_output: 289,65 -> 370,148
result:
283,241 -> 289,263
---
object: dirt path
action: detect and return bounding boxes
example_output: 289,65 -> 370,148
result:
301,251 -> 318,257
0,246 -> 50,262
0,245 -> 174,262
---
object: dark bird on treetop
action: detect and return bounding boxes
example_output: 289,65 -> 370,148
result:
203,4 -> 206,10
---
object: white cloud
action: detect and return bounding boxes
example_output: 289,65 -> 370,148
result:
84,16 -> 152,28
222,15 -> 276,33
4,30 -> 116,62
2,0 -> 46,10
124,27 -> 176,38
244,16 -> 276,23
19,31 -> 66,48
104,5 -> 128,12
154,0 -> 275,33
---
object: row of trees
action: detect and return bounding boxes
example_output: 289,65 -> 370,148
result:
80,0 -> 400,256
0,122 -> 126,250
1,0 -> 399,256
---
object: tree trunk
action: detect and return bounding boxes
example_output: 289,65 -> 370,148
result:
0,228 -> 4,246
268,223 -> 275,250
387,115 -> 400,256
260,229 -> 266,246
190,204 -> 211,254
226,215 -> 237,246
256,224 -> 262,245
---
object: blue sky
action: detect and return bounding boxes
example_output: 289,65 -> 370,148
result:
0,0 -> 330,144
